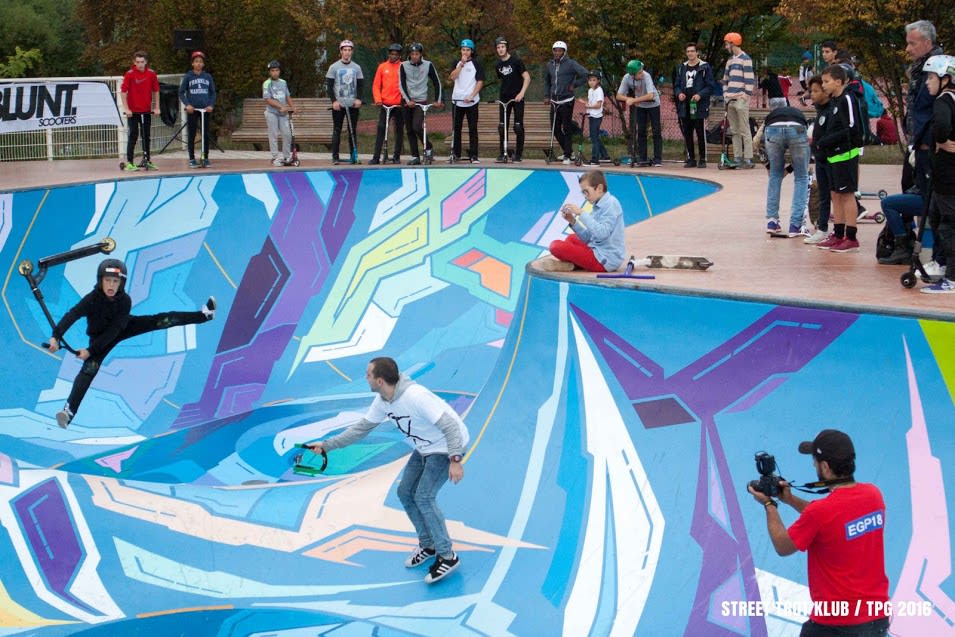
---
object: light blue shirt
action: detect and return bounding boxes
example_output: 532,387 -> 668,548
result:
573,191 -> 627,270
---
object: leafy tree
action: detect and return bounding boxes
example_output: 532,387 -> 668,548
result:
0,47 -> 43,79
0,0 -> 90,77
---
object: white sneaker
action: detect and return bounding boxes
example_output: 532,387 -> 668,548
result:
921,278 -> 955,294
922,261 -> 945,278
56,405 -> 74,429
272,159 -> 284,167
202,296 -> 216,320
537,256 -> 575,272
803,229 -> 830,244
562,157 -> 571,165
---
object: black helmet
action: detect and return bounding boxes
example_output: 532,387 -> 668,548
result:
388,43 -> 402,53
409,43 -> 423,53
267,60 -> 281,69
495,36 -> 508,48
97,258 -> 127,292
587,69 -> 602,79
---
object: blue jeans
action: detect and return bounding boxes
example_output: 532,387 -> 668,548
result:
765,124 -> 810,228
589,115 -> 608,162
397,450 -> 453,557
881,193 -> 922,237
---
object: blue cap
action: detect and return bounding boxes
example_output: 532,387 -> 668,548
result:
460,39 -> 475,50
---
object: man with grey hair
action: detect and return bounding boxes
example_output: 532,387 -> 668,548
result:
905,20 -> 945,276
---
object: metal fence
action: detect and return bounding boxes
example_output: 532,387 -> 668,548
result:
0,74 -> 184,162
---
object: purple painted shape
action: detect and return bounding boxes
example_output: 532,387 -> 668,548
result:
570,303 -> 858,637
95,447 -> 138,473
12,479 -> 93,611
709,571 -> 749,633
633,396 -> 696,428
726,377 -> 788,414
173,172 -> 359,427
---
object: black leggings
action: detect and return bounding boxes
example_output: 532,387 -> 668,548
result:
66,311 -> 209,415
680,116 -> 706,161
126,113 -> 152,163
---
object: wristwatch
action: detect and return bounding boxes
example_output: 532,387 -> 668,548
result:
450,454 -> 463,463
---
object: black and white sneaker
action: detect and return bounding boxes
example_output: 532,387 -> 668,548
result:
56,404 -> 74,429
202,296 -> 216,321
404,545 -> 436,568
424,552 -> 459,583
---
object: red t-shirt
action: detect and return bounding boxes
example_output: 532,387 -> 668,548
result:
120,66 -> 160,113
787,483 -> 889,625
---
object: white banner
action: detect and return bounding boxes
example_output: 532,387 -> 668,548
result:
0,81 -> 121,134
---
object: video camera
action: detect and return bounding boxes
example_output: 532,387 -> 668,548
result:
748,451 -> 783,498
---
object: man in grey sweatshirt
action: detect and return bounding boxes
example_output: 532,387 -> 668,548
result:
306,356 -> 468,584
399,43 -> 444,164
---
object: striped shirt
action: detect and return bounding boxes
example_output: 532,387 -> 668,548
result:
723,51 -> 755,99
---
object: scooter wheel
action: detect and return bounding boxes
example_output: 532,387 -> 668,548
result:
101,237 -> 117,253
900,272 -> 917,289
292,160 -> 300,167
613,159 -> 620,166
878,190 -> 888,200
17,259 -> 33,275
874,212 -> 885,223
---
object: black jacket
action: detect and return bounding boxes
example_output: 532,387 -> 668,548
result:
53,288 -> 131,358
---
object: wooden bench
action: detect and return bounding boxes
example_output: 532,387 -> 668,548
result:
704,101 -> 815,161
231,98 -> 334,149
447,102 -> 559,156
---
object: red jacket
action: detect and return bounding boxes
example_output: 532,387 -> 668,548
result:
121,65 -> 159,113
373,59 -> 403,106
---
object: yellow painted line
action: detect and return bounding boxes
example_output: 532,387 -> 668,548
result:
635,174 -> 653,216
162,397 -> 180,410
137,604 -> 234,619
203,241 -> 237,289
1,190 -> 59,359
464,278 -> 532,462
325,360 -> 351,382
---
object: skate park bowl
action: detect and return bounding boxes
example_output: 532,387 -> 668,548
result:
0,166 -> 953,636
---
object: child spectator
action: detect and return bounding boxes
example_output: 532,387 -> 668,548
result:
921,55 -> 955,293
48,259 -> 216,428
263,60 -> 296,167
178,51 -> 216,168
540,171 -> 627,272
804,76 -> 834,244
813,65 -> 866,252
579,70 -> 608,165
119,51 -> 160,171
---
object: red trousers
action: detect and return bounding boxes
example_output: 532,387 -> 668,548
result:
548,235 -> 606,272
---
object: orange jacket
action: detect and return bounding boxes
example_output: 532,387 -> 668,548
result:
373,59 -> 403,106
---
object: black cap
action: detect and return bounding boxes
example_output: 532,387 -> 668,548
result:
388,43 -> 402,52
267,60 -> 281,69
798,429 -> 856,464
495,36 -> 508,47
587,69 -> 602,78
409,43 -> 423,53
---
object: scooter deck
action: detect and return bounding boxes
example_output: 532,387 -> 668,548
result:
643,255 -> 713,271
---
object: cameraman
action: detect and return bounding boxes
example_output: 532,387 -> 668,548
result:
748,429 -> 889,636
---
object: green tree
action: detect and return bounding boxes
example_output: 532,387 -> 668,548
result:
0,0 -> 90,77
0,47 -> 43,79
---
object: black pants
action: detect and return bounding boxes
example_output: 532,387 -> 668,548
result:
186,110 -> 210,160
452,104 -> 479,159
680,116 -> 706,162
331,107 -> 360,161
498,100 -> 525,157
551,101 -> 574,156
373,105 -> 404,161
800,617 -> 888,636
66,311 -> 209,415
126,113 -> 152,163
405,106 -> 433,158
632,106 -> 662,163
814,158 -> 832,231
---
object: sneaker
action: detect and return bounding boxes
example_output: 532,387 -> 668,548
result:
272,159 -> 284,167
555,155 -> 568,162
740,159 -> 756,169
829,238 -> 860,253
56,405 -> 74,429
142,160 -> 158,170
562,157 -> 571,165
202,296 -> 216,320
697,160 -> 707,168
636,160 -> 652,167
495,155 -> 507,163
684,159 -> 697,168
424,552 -> 460,584
512,155 -> 522,163
588,160 -> 600,166
368,158 -> 381,165
804,229 -> 830,244
470,157 -> 480,164
391,156 -> 401,164
652,160 -> 663,167
188,159 -> 199,169
407,157 -> 421,166
201,159 -> 210,168
766,218 -> 782,234
537,256 -> 575,272
332,157 -> 341,165
921,278 -> 955,294
787,224 -> 803,238
815,234 -> 844,250
404,545 -> 436,568
922,261 -> 945,279
123,162 -> 139,171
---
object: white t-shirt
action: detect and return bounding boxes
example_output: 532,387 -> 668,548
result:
364,383 -> 470,455
587,86 -> 605,118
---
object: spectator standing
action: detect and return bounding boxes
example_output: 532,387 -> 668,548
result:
119,51 -> 160,171
544,41 -> 588,165
399,43 -> 443,165
721,33 -> 756,168
178,51 -> 216,169
449,39 -> 485,163
616,59 -> 663,167
579,70 -> 608,165
763,105 -> 811,237
326,39 -> 364,165
370,44 -> 405,165
920,54 -> 955,293
675,43 -> 714,168
494,36 -> 531,163
262,60 -> 296,167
